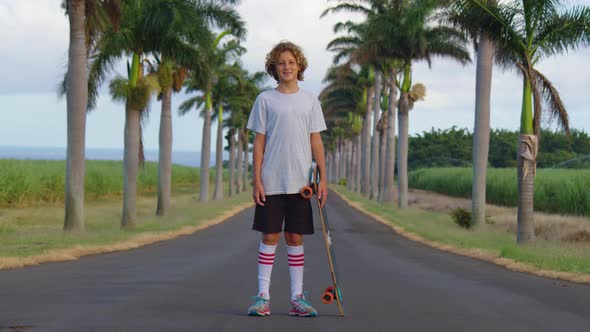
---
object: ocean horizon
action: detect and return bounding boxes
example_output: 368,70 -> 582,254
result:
0,146 -> 229,168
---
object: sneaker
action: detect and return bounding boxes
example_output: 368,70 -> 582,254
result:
289,291 -> 318,317
247,294 -> 270,316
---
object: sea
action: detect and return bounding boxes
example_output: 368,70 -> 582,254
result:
0,146 -> 226,167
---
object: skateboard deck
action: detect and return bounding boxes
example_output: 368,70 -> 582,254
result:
300,166 -> 344,317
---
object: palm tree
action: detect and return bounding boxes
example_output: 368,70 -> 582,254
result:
210,63 -> 245,200
109,59 -> 160,227
322,15 -> 378,197
456,0 -> 590,243
146,0 -> 244,213
370,68 -> 383,200
88,0 -> 242,226
320,63 -> 367,190
154,61 -> 187,216
447,0 -> 497,228
363,0 -> 471,208
61,0 -> 121,232
383,62 -> 400,202
180,32 -> 245,202
223,68 -> 267,196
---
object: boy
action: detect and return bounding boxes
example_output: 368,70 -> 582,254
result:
246,41 -> 328,317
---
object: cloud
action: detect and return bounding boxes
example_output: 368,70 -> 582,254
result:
0,0 -> 589,150
0,0 -> 69,93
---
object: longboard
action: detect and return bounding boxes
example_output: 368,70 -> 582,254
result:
300,166 -> 345,317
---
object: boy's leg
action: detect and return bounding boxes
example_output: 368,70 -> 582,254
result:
284,194 -> 317,316
258,233 -> 280,299
248,195 -> 286,316
285,232 -> 304,300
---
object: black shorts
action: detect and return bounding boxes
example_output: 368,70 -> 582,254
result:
252,194 -> 314,235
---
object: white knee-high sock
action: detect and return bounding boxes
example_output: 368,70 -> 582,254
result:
287,245 -> 304,300
258,242 -> 277,300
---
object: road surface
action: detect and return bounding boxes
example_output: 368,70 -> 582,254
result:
0,191 -> 589,331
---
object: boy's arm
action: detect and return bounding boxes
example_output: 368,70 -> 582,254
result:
311,132 -> 327,208
252,132 -> 266,206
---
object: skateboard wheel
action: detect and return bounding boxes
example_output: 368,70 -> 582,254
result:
300,186 -> 313,199
322,291 -> 334,304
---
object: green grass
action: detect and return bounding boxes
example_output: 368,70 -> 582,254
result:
0,159 -> 235,207
332,185 -> 590,275
0,185 -> 251,258
408,167 -> 590,217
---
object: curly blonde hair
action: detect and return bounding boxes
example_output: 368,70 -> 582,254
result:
265,41 -> 308,83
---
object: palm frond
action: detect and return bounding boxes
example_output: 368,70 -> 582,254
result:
532,68 -> 570,135
198,2 -> 246,39
109,76 -> 131,103
534,5 -> 590,62
321,2 -> 372,18
178,95 -> 201,116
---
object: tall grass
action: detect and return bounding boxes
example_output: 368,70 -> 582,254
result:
0,160 -> 202,207
408,168 -> 590,216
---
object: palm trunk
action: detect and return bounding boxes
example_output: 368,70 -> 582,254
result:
371,71 -> 382,200
347,139 -> 353,190
339,138 -> 345,184
355,134 -> 361,192
342,140 -> 346,185
350,137 -> 357,192
330,150 -> 337,184
362,87 -> 374,197
384,69 -> 398,203
199,93 -> 212,202
236,129 -> 243,194
213,103 -> 224,201
379,123 -> 387,201
64,0 -> 87,232
472,34 -> 494,227
397,92 -> 410,209
517,77 -> 536,243
241,129 -> 249,192
335,138 -> 342,184
327,151 -> 333,183
122,103 -> 141,228
157,88 -> 173,216
228,129 -> 236,197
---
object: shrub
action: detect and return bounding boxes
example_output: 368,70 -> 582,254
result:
450,208 -> 472,229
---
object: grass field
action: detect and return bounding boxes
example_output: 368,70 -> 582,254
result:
331,185 -> 590,278
408,167 -> 590,217
0,159 -> 215,207
0,159 -> 251,267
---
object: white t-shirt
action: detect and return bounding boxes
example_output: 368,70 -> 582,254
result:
246,88 -> 327,195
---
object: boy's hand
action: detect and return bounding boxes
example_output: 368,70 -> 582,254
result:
253,181 -> 266,206
318,180 -> 328,209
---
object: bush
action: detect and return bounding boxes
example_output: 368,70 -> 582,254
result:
450,208 -> 472,229
338,178 -> 347,186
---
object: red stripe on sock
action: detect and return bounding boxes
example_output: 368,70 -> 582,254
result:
288,253 -> 304,258
259,261 -> 274,265
259,257 -> 274,262
288,258 -> 304,263
259,252 -> 275,258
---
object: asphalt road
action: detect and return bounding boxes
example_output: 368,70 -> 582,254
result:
1,191 -> 589,331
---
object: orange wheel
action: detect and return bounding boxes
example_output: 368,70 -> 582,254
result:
300,186 -> 313,199
322,291 -> 334,304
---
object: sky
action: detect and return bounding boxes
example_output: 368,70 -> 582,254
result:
0,0 -> 589,152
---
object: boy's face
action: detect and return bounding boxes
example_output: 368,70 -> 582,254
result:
275,51 -> 299,83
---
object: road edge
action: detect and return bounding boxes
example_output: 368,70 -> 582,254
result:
0,202 -> 254,271
331,188 -> 590,285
